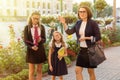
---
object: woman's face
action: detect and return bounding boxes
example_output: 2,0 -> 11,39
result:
78,8 -> 88,20
31,14 -> 40,25
53,32 -> 61,41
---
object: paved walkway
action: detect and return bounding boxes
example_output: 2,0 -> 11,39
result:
43,46 -> 120,80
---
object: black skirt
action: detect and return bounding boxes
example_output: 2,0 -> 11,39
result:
26,45 -> 46,64
76,47 -> 97,68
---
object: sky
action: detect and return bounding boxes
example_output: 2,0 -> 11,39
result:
73,0 -> 120,8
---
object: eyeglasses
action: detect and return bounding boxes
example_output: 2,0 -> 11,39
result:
78,11 -> 87,14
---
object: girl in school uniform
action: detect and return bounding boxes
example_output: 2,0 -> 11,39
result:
24,11 -> 46,80
48,31 -> 68,80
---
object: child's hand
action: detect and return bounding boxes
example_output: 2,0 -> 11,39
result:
49,65 -> 53,72
58,55 -> 63,60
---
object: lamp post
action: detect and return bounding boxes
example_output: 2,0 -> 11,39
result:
60,0 -> 63,33
93,0 -> 97,19
113,0 -> 116,29
60,0 -> 63,12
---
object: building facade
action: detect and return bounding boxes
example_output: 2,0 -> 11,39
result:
0,0 -> 73,17
116,8 -> 120,22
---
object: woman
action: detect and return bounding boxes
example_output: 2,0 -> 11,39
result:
24,11 -> 46,80
59,6 -> 101,80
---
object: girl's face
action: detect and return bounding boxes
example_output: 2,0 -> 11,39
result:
31,14 -> 40,25
78,8 -> 88,20
53,32 -> 61,41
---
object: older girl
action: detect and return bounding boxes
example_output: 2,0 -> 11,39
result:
24,11 -> 46,80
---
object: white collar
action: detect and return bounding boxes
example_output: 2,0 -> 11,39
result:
55,42 -> 62,47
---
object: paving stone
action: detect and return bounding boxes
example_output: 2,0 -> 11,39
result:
43,46 -> 120,80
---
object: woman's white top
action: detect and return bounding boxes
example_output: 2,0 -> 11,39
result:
79,21 -> 87,48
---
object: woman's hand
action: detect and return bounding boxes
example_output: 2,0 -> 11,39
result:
79,36 -> 92,42
58,16 -> 67,30
49,65 -> 53,72
58,16 -> 66,24
79,37 -> 86,42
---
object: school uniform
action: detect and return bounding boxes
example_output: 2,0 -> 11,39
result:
24,25 -> 46,64
48,42 -> 68,76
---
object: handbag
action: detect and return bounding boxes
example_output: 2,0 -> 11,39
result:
88,44 -> 106,66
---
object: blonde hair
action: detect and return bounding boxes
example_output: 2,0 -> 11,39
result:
51,31 -> 66,52
27,11 -> 41,27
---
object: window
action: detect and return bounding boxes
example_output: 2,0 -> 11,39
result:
0,10 -> 2,16
7,9 -> 10,16
43,2 -> 45,9
43,11 -> 45,14
57,4 -> 59,9
14,9 -> 17,16
14,0 -> 17,7
26,10 -> 29,17
32,2 -> 35,8
64,4 -> 67,10
37,2 -> 40,7
48,3 -> 50,9
0,1 -> 2,5
48,11 -> 50,13
26,1 -> 29,8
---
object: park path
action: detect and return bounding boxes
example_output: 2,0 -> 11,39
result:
43,46 -> 120,80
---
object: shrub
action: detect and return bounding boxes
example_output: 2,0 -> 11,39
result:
0,69 -> 28,80
42,63 -> 48,74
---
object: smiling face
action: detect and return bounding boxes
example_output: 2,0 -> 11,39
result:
78,8 -> 88,20
53,31 -> 62,42
31,14 -> 40,25
78,6 -> 92,20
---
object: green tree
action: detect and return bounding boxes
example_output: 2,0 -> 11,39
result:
98,5 -> 112,17
73,2 -> 78,14
94,0 -> 107,11
94,0 -> 107,17
79,1 -> 92,8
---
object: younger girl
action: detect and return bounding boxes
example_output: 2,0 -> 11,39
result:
48,31 -> 68,80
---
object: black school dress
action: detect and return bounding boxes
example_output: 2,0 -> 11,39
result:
48,45 -> 68,76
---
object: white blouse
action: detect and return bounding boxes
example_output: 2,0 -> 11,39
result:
31,25 -> 41,43
79,21 -> 87,48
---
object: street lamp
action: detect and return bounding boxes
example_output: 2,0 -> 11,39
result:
113,0 -> 116,29
93,0 -> 97,19
59,0 -> 63,33
60,0 -> 63,12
